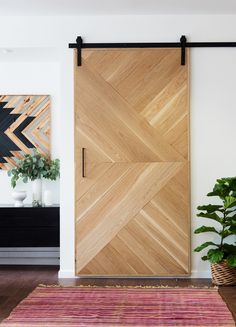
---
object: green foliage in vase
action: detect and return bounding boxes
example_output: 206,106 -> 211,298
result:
7,150 -> 60,188
194,177 -> 236,267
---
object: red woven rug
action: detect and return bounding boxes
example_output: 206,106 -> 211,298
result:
1,286 -> 235,327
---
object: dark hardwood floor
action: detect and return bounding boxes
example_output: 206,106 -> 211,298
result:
0,265 -> 235,323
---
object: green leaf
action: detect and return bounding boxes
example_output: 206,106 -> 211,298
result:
194,226 -> 219,234
207,190 -> 222,197
201,256 -> 208,261
197,212 -> 222,223
224,196 -> 236,209
225,215 -> 236,226
194,242 -> 219,252
226,254 -> 236,267
197,204 -> 223,213
220,229 -> 234,238
38,159 -> 44,168
207,249 -> 224,264
207,177 -> 236,199
226,204 -> 236,211
229,226 -> 236,234
7,150 -> 60,186
225,217 -> 236,226
222,244 -> 236,254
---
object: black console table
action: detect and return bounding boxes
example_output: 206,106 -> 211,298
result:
0,206 -> 60,247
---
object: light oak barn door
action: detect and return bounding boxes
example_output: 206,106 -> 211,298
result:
74,48 -> 190,276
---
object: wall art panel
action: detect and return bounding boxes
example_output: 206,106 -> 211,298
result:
0,95 -> 50,170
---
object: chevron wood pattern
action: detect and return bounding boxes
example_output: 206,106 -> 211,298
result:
0,95 -> 50,170
75,48 -> 190,276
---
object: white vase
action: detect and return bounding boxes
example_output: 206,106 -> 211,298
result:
12,190 -> 27,207
43,189 -> 53,207
32,179 -> 42,206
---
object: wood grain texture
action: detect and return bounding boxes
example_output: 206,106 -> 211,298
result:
75,48 -> 190,276
0,95 -> 50,170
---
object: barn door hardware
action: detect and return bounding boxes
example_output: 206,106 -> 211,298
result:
76,36 -> 83,66
69,36 -> 236,67
180,35 -> 187,65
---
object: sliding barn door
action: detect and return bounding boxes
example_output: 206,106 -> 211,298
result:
75,48 -> 190,276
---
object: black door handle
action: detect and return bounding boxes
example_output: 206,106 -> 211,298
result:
82,147 -> 85,178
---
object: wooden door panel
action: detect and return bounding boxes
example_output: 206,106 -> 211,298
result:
77,164 -> 189,276
75,162 -> 114,203
83,49 -> 182,113
77,131 -> 113,163
76,163 -> 130,215
151,164 -> 189,235
76,162 -> 184,273
76,62 -> 185,162
82,49 -> 189,160
75,48 -> 190,276
79,199 -> 188,276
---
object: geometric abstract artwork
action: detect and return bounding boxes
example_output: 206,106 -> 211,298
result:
0,95 -> 50,170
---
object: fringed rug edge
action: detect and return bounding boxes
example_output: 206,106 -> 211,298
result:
38,284 -> 218,289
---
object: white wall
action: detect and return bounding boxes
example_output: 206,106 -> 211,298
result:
0,15 -> 236,277
0,58 -> 61,205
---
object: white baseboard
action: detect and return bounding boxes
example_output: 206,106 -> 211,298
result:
191,270 -> 211,278
58,269 -> 76,278
0,247 -> 60,265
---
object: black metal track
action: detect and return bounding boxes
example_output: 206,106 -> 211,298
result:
69,41 -> 236,49
69,36 -> 236,66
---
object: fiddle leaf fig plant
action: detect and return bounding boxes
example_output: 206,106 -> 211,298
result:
8,150 -> 60,188
194,177 -> 236,267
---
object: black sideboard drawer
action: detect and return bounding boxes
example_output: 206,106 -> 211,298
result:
0,207 -> 59,227
0,207 -> 60,247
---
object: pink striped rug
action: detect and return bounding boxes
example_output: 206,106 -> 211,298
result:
1,286 -> 235,327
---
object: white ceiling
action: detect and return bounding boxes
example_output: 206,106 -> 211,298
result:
1,0 -> 236,16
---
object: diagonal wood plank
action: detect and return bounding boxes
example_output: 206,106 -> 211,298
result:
150,163 -> 190,235
84,49 -> 187,114
79,235 -> 159,276
136,209 -> 189,272
76,163 -> 131,211
80,215 -> 187,276
76,62 -> 185,162
76,162 -> 183,272
83,49 -> 182,113
83,49 -> 189,160
77,130 -> 114,163
75,162 -> 115,204
78,165 -> 189,276
120,218 -> 187,275
164,115 -> 189,159
141,67 -> 188,121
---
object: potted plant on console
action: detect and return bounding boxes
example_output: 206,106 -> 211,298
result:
8,150 -> 60,207
194,177 -> 236,285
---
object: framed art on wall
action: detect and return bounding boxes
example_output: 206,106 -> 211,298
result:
0,95 -> 50,170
